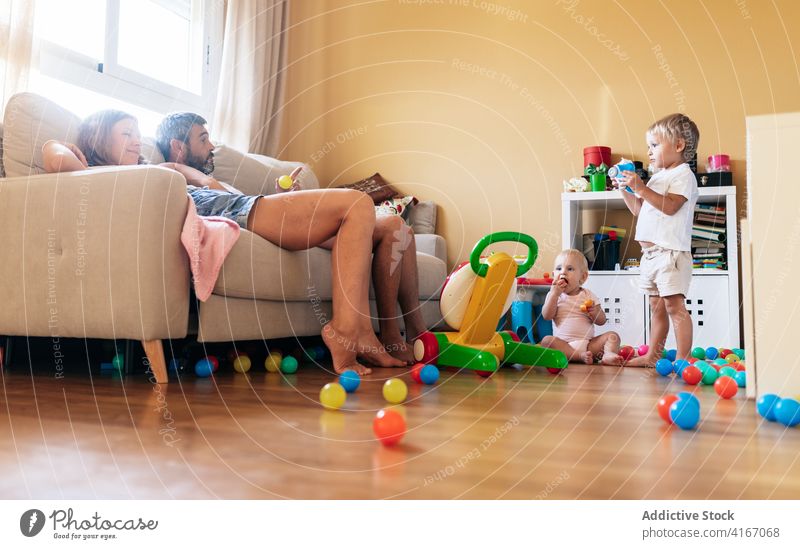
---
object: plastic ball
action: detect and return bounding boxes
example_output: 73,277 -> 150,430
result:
670,394 -> 700,430
757,394 -> 781,421
714,376 -> 738,399
655,359 -> 673,377
662,348 -> 668,359
688,357 -> 698,364
280,355 -> 299,374
112,353 -> 124,370
673,359 -> 690,376
718,366 -> 737,378
278,174 -> 294,189
638,344 -> 649,357
714,358 -> 728,366
207,356 -> 219,372
420,364 -> 440,385
725,354 -> 738,364
719,348 -> 732,359
681,365 -> 702,385
705,347 -> 719,360
701,366 -> 719,385
303,347 -> 318,362
657,394 -> 680,423
194,358 -> 214,377
314,345 -> 327,359
734,370 -> 746,388
695,360 -> 708,372
339,370 -> 361,393
734,363 -> 746,372
319,383 -> 346,410
619,346 -> 635,361
691,346 -> 706,359
232,355 -> 252,373
373,409 -> 406,446
264,352 -> 282,373
410,363 -> 425,383
666,349 -> 677,362
774,398 -> 800,427
733,348 -> 745,360
383,378 -> 408,404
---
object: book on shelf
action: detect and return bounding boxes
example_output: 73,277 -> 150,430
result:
691,228 -> 727,242
692,223 -> 725,234
693,252 -> 724,258
694,247 -> 724,254
695,214 -> 726,225
692,239 -> 724,248
695,204 -> 725,213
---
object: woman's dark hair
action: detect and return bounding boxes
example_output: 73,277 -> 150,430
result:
77,110 -> 146,166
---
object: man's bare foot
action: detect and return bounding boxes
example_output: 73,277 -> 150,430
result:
380,335 -> 415,365
625,354 -> 656,368
600,352 -> 624,366
331,325 -> 405,368
581,351 -> 594,364
322,323 -> 372,375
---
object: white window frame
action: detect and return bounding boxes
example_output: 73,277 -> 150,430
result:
36,0 -> 223,117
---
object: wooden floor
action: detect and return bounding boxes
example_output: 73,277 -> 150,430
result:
2,358 -> 799,499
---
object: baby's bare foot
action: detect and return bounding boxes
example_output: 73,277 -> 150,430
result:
322,323 -> 372,375
581,351 -> 594,364
600,352 -> 624,366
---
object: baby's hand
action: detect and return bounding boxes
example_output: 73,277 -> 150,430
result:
617,170 -> 646,194
551,275 -> 567,295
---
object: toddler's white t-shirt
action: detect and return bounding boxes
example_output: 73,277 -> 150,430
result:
635,163 -> 699,251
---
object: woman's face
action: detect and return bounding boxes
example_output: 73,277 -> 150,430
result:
108,118 -> 142,165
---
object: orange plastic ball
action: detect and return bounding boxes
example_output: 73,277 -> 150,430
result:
658,394 -> 680,423
714,376 -> 738,399
373,409 -> 406,446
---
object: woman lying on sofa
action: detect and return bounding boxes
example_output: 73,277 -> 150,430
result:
42,109 -> 419,375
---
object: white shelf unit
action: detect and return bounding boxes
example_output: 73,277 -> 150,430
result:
561,187 -> 740,348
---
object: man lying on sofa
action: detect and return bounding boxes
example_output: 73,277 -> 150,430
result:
155,113 -> 427,364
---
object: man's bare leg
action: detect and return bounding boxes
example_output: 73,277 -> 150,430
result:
586,332 -> 622,365
626,295 -> 668,368
246,189 -> 403,373
396,225 -> 427,343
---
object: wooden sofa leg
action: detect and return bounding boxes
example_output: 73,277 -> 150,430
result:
142,339 -> 168,384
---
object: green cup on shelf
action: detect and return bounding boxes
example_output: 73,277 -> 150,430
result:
590,172 -> 606,192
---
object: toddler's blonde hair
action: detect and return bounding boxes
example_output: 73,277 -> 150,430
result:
647,113 -> 700,163
555,249 -> 589,273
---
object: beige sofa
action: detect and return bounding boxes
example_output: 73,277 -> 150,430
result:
0,93 -> 447,382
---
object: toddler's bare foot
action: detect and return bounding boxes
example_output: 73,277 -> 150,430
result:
624,354 -> 655,368
322,323 -> 372,375
380,335 -> 416,365
581,351 -> 594,364
600,352 -> 624,366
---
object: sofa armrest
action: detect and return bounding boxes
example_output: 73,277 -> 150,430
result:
415,234 -> 447,264
0,165 -> 190,340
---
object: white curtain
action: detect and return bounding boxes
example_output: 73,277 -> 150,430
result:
212,0 -> 289,157
0,0 -> 35,116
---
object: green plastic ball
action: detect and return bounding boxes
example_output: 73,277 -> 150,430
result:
691,347 -> 706,360
280,355 -> 299,374
701,366 -> 719,385
734,348 -> 745,360
112,353 -> 124,370
718,366 -> 737,378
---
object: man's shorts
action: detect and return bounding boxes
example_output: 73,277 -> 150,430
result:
188,186 -> 261,229
639,245 -> 692,297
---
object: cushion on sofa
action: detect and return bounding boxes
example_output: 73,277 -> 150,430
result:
335,172 -> 400,203
406,200 -> 437,234
214,230 -> 446,302
2,92 -> 81,177
211,143 -> 319,195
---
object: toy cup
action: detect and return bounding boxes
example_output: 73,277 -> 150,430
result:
608,159 -> 636,193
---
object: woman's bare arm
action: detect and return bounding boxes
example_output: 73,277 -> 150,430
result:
42,140 -> 89,173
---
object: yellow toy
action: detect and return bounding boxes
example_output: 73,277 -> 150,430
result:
414,232 -> 568,375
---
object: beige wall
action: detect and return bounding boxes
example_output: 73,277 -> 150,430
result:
280,0 -> 800,271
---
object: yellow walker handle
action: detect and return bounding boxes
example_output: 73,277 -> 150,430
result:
470,232 -> 538,278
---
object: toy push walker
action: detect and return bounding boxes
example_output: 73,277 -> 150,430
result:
414,232 -> 568,375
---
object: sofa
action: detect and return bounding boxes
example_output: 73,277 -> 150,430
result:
0,93 -> 448,382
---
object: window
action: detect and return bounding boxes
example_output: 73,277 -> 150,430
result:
31,0 -> 222,126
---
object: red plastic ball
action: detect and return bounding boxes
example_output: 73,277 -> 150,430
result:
476,369 -> 493,378
688,357 -> 698,364
712,364 -> 721,372
547,367 -> 563,375
619,346 -> 635,361
207,356 -> 219,372
714,376 -> 738,399
719,348 -> 732,359
657,394 -> 680,423
373,409 -> 406,446
410,363 -> 425,383
734,363 -> 746,372
681,365 -> 702,385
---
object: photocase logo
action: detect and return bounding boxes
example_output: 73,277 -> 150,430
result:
20,509 -> 45,537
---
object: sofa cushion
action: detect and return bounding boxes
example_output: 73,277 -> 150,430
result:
214,230 -> 446,302
2,92 -> 81,177
212,144 -> 319,195
335,172 -> 400,203
406,200 -> 437,234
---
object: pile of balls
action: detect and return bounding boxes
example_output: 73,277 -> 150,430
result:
757,394 -> 800,428
654,347 -> 746,400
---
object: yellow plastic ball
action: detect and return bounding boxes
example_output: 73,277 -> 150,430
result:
726,354 -> 738,363
320,383 -> 346,410
278,175 -> 294,189
382,378 -> 408,404
233,355 -> 252,373
264,352 -> 282,373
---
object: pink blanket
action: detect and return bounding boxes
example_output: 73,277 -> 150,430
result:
181,199 -> 240,301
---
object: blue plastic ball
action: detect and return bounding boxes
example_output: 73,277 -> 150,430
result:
655,359 -> 673,376
194,358 -> 214,377
670,393 -> 700,430
734,370 -> 746,388
339,370 -> 361,393
705,347 -> 719,360
757,394 -> 781,421
666,349 -> 677,362
420,364 -> 440,385
314,345 -> 327,359
673,359 -> 690,376
775,398 -> 800,427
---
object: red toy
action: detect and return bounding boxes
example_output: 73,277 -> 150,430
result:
714,377 -> 738,399
619,346 -> 635,361
410,363 -> 424,383
373,409 -> 406,446
719,348 -> 732,359
657,394 -> 680,424
682,365 -> 702,385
